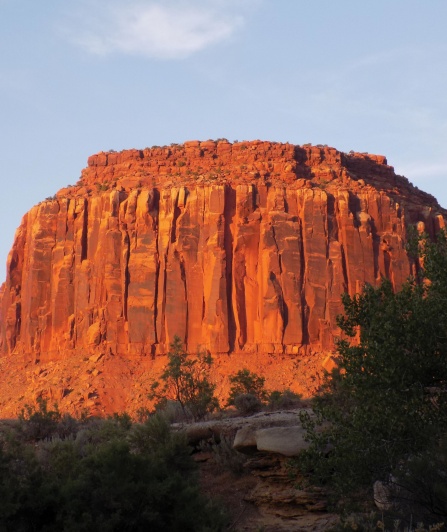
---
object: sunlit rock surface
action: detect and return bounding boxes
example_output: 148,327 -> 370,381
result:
0,140 -> 444,416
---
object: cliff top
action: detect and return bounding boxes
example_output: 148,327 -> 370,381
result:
52,140 -> 443,218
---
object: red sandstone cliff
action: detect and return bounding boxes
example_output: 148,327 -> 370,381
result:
0,141 -> 444,416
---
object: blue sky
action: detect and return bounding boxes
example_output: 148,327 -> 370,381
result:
1,0 -> 446,282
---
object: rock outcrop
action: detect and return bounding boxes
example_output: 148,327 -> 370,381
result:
0,140 -> 445,415
190,409 -> 337,531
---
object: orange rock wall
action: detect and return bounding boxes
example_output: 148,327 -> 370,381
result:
1,141 -> 445,364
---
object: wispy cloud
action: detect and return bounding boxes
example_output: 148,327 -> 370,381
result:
64,1 -> 247,59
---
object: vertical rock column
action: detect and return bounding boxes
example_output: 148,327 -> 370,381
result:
300,188 -> 329,345
2,213 -> 28,354
20,202 -> 58,360
122,189 -> 159,355
232,184 -> 261,351
201,186 -> 230,353
176,187 -> 206,352
155,187 -> 186,351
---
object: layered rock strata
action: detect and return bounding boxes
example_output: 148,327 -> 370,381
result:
0,141 -> 445,415
1,141 -> 445,365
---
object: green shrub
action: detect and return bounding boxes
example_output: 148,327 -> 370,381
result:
95,182 -> 109,192
227,368 -> 267,406
268,389 -> 302,410
234,393 -> 262,415
203,435 -> 247,475
18,398 -> 62,442
0,414 -> 228,531
154,399 -> 190,423
149,336 -> 219,421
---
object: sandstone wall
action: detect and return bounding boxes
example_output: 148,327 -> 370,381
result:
1,141 -> 445,363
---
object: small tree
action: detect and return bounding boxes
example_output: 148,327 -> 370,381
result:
297,229 -> 447,520
149,336 -> 219,421
18,397 -> 62,442
227,368 -> 268,406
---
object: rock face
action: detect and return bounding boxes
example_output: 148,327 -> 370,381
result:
189,409 -> 337,531
0,140 -> 445,415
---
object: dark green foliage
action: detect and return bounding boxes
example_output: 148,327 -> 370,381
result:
149,336 -> 219,421
390,435 -> 447,523
227,368 -> 268,406
109,411 -> 133,430
228,371 -> 301,413
18,397 -> 62,441
233,393 -> 262,415
0,413 -> 227,531
95,182 -> 109,192
297,230 -> 447,519
268,389 -> 302,410
0,435 -> 42,526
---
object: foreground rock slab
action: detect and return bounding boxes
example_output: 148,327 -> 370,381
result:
189,409 -> 338,531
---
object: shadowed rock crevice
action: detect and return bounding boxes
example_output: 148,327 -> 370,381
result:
81,199 -> 88,262
224,186 -> 237,352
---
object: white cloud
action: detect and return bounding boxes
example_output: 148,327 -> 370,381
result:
65,1 -> 246,59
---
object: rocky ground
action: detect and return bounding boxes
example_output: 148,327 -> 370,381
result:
181,409 -> 339,531
0,349 -> 331,418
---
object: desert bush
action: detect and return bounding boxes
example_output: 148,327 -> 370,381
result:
18,398 -> 62,442
387,436 -> 447,524
108,411 -> 133,430
53,413 -> 82,440
331,512 -> 444,531
203,434 -> 247,475
95,182 -> 109,192
149,336 -> 219,421
227,368 -> 268,406
0,413 -> 228,531
154,399 -> 193,423
234,393 -> 262,415
268,389 -> 302,410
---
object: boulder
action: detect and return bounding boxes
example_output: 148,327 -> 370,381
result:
234,425 -> 309,457
233,426 -> 258,453
255,426 -> 309,457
